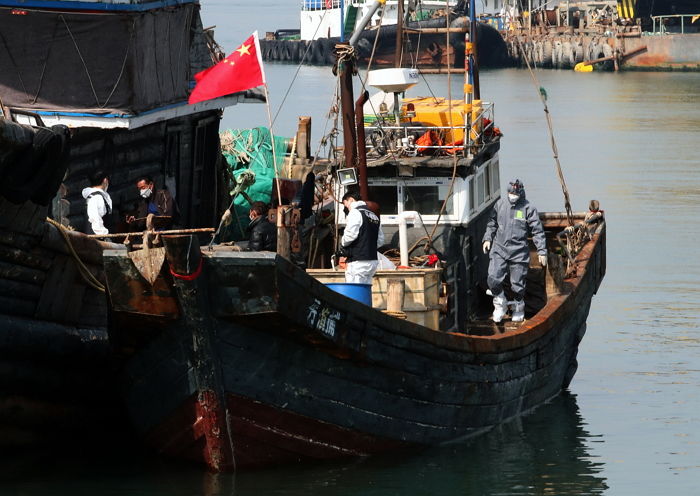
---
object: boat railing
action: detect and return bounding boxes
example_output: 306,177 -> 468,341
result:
467,101 -> 496,151
651,14 -> 700,34
301,0 -> 340,11
300,0 -> 457,12
363,101 -> 496,156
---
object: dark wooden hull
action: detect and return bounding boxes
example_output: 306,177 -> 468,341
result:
1,106 -> 224,446
0,196 -> 118,446
105,217 -> 606,470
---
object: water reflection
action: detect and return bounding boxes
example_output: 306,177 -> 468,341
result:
227,392 -> 607,496
0,393 -> 605,495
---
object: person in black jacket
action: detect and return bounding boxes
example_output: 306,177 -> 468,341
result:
246,201 -> 277,251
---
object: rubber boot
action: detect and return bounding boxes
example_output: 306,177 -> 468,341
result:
512,299 -> 525,322
492,293 -> 507,323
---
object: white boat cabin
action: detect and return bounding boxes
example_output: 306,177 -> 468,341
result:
300,0 -> 459,41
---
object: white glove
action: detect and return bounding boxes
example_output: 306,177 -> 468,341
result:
482,240 -> 491,254
538,254 -> 547,267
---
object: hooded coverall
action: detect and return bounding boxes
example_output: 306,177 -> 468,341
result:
82,187 -> 113,235
482,190 -> 546,300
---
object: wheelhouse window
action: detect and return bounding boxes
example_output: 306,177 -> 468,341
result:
491,159 -> 500,196
477,173 -> 485,206
363,177 -> 465,225
367,185 -> 398,215
469,178 -> 475,213
404,184 -> 454,216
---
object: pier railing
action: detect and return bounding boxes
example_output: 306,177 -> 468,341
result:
651,14 -> 700,34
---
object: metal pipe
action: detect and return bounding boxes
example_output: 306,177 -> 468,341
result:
355,90 -> 370,201
398,211 -> 422,267
337,42 -> 358,171
340,0 -> 345,41
349,0 -> 386,46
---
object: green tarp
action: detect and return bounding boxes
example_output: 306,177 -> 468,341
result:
220,127 -> 287,241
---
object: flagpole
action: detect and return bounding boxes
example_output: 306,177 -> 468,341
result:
262,83 -> 283,207
252,31 -> 283,208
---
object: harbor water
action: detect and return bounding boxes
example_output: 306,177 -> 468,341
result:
3,1 -> 700,494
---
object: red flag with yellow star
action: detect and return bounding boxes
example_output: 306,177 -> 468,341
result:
188,32 -> 265,105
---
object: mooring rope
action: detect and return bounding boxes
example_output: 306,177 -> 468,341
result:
45,217 -> 106,292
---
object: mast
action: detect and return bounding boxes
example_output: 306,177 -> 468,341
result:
337,43 -> 358,173
469,0 -> 480,100
340,0 -> 346,42
395,0 -> 404,67
342,0 -> 385,198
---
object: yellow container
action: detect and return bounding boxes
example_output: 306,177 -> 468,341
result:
402,97 -> 468,143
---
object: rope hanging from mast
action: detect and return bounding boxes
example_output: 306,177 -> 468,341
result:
516,37 -> 574,226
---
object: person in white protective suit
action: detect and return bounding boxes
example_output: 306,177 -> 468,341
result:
339,191 -> 385,284
81,170 -> 113,235
482,179 -> 547,323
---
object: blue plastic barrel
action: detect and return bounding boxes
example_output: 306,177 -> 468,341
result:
325,283 -> 372,306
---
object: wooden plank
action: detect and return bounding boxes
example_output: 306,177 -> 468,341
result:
0,260 -> 46,285
0,314 -> 108,360
0,244 -> 52,271
34,255 -> 86,324
0,278 -> 42,300
386,278 -> 405,313
0,296 -> 36,317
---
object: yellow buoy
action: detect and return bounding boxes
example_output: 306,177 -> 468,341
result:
574,63 -> 593,72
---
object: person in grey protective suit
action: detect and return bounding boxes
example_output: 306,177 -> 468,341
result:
340,191 -> 385,284
482,179 -> 547,322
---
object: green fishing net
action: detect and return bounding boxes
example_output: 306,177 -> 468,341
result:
219,127 -> 287,241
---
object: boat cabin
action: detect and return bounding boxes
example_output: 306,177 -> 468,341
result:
304,68 -> 503,332
300,0 -> 459,41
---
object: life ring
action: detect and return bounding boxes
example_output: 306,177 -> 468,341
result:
602,42 -> 613,58
263,42 -> 273,60
311,39 -> 324,65
562,41 -> 574,68
534,40 -> 543,64
543,40 -> 553,67
553,40 -> 562,68
323,38 -> 335,64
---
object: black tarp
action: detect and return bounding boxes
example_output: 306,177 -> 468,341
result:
0,5 -> 211,114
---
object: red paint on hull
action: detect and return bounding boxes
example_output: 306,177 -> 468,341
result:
225,393 -> 410,468
145,390 -> 235,471
145,390 -> 409,471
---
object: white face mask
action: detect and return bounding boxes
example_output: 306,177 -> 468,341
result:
508,193 -> 519,204
140,188 -> 152,199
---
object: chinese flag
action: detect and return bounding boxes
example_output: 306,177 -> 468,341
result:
188,32 -> 265,105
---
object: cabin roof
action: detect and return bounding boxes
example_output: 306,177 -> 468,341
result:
0,0 -> 197,11
11,90 -> 265,130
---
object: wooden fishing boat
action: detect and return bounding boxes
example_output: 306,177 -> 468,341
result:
104,212 -> 604,469
0,0 -> 258,446
102,1 -> 607,471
